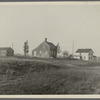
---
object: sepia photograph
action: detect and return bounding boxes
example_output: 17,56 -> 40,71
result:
0,2 -> 100,96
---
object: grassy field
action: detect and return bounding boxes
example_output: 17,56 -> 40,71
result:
0,57 -> 100,94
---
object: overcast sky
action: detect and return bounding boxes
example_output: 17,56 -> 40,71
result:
0,3 -> 100,56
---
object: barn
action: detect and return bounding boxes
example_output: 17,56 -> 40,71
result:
32,38 -> 57,58
0,47 -> 14,57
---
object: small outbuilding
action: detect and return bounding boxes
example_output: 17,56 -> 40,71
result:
0,47 -> 14,57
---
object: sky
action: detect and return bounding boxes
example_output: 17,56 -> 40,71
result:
0,2 -> 100,56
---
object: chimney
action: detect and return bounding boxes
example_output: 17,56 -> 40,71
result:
45,38 -> 47,42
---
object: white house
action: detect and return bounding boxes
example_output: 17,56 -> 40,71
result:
75,48 -> 94,61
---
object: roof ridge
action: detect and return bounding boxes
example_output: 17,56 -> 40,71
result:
45,41 -> 56,51
76,48 -> 94,53
46,41 -> 55,46
0,47 -> 12,49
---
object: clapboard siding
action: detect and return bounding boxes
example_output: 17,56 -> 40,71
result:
32,38 -> 57,58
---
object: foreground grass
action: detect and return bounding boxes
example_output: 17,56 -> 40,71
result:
0,58 -> 100,94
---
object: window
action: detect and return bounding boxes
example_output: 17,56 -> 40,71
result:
52,51 -> 53,55
43,45 -> 45,50
54,52 -> 55,55
34,51 -> 36,56
45,51 -> 48,55
51,51 -> 53,55
40,50 -> 42,54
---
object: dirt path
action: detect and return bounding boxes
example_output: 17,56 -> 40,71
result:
86,66 -> 100,94
0,57 -> 81,69
0,57 -> 100,94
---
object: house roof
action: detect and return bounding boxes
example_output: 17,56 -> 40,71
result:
76,49 -> 94,53
32,40 -> 57,52
46,42 -> 57,51
0,47 -> 13,50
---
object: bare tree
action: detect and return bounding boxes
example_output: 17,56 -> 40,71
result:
62,50 -> 69,58
24,40 -> 29,56
57,42 -> 61,54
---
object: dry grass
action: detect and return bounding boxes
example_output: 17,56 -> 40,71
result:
0,57 -> 99,94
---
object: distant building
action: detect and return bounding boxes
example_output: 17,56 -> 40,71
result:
57,52 -> 63,58
73,55 -> 81,59
93,55 -> 97,62
76,48 -> 94,61
0,47 -> 14,57
96,56 -> 100,62
32,38 -> 57,58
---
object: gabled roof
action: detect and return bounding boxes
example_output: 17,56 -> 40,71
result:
76,49 -> 94,53
46,41 -> 56,51
0,47 -> 13,50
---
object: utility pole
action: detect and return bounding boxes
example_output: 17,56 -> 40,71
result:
72,40 -> 74,56
12,43 -> 13,49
